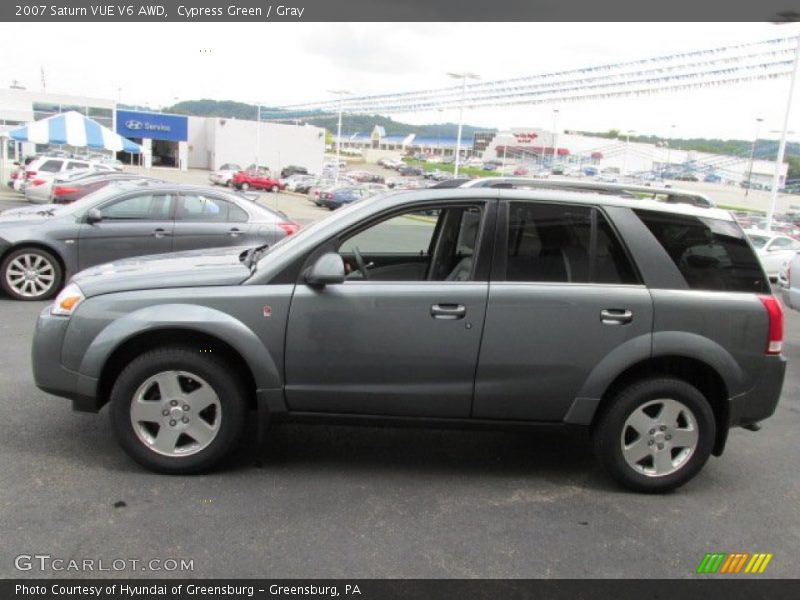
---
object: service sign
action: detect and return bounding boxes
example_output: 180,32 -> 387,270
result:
116,110 -> 188,142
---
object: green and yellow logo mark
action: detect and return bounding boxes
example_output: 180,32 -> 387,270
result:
696,552 -> 773,574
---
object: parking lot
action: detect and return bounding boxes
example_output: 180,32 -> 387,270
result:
0,183 -> 799,579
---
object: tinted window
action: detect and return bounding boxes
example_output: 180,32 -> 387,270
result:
39,160 -> 63,172
100,194 -> 173,220
635,210 -> 769,293
506,202 -> 638,284
177,194 -> 236,222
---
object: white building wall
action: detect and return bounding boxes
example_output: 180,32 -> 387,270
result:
210,119 -> 325,174
187,116 -> 211,169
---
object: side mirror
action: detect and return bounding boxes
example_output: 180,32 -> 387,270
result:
305,253 -> 345,287
85,208 -> 103,224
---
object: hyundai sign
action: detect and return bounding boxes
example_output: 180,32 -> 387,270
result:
116,110 -> 188,142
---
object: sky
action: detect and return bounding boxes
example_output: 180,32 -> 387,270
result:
0,22 -> 798,141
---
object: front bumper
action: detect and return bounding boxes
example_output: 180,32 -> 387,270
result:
31,306 -> 99,412
728,354 -> 786,428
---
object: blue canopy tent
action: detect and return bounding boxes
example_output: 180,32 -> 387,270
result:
8,111 -> 142,154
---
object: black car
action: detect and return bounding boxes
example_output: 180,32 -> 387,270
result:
317,187 -> 369,210
281,165 -> 309,178
398,166 -> 423,176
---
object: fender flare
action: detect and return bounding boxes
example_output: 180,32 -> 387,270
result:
565,331 -> 742,425
79,303 -> 281,390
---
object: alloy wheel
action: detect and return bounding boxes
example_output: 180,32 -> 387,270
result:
5,253 -> 57,298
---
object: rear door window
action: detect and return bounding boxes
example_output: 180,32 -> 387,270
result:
39,160 -> 63,173
634,210 -> 769,293
505,202 -> 639,284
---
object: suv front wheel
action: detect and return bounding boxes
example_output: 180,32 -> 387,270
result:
109,346 -> 247,474
593,378 -> 715,493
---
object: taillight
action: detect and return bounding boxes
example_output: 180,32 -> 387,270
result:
10,171 -> 18,180
26,171 -> 37,179
31,179 -> 46,186
759,295 -> 783,355
278,222 -> 300,236
326,193 -> 333,199
53,186 -> 79,196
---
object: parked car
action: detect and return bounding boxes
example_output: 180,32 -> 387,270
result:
31,188 -> 785,493
0,182 -> 299,301
283,174 -> 316,193
51,173 -> 164,205
317,187 -> 370,210
231,169 -> 286,192
25,165 -> 119,204
209,163 -> 242,187
281,165 -> 309,178
398,166 -> 423,176
781,251 -> 800,310
20,156 -> 114,198
744,229 -> 800,280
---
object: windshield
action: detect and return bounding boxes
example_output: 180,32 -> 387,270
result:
46,183 -> 145,216
747,234 -> 769,249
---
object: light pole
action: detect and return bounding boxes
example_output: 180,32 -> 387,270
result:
552,109 -> 560,169
328,89 -> 350,185
767,31 -> 800,230
447,72 -> 480,178
622,129 -> 635,179
665,124 -> 676,175
745,117 -> 764,197
255,104 -> 261,169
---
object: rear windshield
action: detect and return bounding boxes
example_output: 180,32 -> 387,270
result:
634,210 -> 769,293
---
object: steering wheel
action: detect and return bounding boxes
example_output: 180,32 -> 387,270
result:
352,246 -> 371,280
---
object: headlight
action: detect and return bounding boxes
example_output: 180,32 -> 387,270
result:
51,283 -> 85,316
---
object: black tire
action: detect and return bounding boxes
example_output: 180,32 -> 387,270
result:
1,247 -> 63,301
109,346 -> 248,474
592,377 -> 715,493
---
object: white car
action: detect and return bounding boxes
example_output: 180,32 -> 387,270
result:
23,157 -> 116,203
209,163 -> 242,186
744,229 -> 800,280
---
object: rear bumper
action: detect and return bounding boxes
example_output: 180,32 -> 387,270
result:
728,354 -> 786,428
31,306 -> 100,412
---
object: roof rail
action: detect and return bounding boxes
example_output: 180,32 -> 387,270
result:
465,177 -> 715,208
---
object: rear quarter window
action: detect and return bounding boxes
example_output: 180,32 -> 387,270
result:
634,210 -> 769,293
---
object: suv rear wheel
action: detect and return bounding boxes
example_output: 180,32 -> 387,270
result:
593,378 -> 715,493
109,346 -> 247,474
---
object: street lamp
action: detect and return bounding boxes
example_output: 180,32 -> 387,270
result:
766,30 -> 800,230
552,109 -> 560,169
328,89 -> 351,185
745,118 -> 764,197
447,72 -> 480,178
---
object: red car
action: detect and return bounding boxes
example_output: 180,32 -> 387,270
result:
513,166 -> 529,176
231,169 -> 286,192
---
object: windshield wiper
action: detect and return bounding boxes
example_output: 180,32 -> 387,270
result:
36,209 -> 56,216
240,243 -> 270,269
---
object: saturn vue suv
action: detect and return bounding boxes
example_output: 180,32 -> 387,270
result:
31,186 -> 786,492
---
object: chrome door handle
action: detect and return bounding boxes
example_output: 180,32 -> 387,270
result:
153,228 -> 170,238
431,304 -> 466,319
600,309 -> 633,325
229,228 -> 241,237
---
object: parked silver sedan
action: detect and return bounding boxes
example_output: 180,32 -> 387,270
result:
0,182 -> 299,300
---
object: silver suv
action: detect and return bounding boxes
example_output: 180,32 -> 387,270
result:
31,186 -> 786,492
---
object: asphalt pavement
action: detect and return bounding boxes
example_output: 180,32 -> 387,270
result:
0,191 -> 798,579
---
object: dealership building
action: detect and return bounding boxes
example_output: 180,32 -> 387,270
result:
0,88 -> 325,174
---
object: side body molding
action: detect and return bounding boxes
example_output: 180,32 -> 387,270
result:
77,303 -> 282,390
